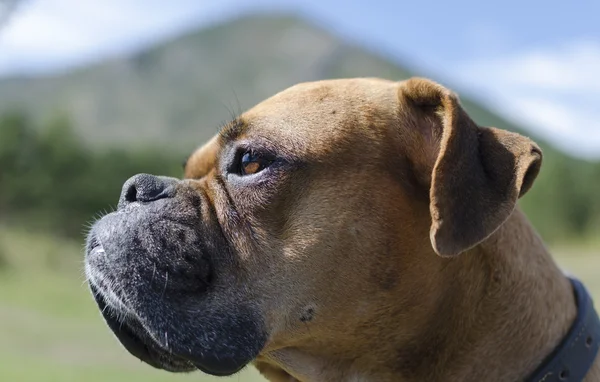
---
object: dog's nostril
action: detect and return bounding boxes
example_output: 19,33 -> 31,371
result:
118,174 -> 179,209
124,184 -> 138,204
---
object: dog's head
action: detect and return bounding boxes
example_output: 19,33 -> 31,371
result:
85,78 -> 542,378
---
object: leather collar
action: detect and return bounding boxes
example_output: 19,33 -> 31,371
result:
526,277 -> 600,382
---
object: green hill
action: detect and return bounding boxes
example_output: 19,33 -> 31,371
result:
0,14 -> 408,151
0,13 -> 574,151
0,13 -> 598,241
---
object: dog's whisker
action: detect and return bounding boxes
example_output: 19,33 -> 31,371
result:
100,302 -> 110,316
80,276 -> 91,287
151,263 -> 156,286
161,271 -> 169,299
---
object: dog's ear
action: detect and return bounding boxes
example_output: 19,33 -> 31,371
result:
397,78 -> 542,257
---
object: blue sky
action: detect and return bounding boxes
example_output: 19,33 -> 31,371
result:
1,0 -> 599,158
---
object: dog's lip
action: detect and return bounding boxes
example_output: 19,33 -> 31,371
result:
85,212 -> 260,377
90,284 -> 196,372
89,283 -> 250,376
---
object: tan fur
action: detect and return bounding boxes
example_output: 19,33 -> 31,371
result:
184,77 -> 599,381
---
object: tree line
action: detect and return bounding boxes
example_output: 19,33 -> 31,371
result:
0,109 -> 598,244
0,110 -> 181,237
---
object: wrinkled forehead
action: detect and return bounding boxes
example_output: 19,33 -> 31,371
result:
237,78 -> 400,154
185,78 -> 401,178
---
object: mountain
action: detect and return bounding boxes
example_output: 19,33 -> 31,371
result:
0,13 -> 598,240
0,14 -> 413,151
0,14 -> 526,151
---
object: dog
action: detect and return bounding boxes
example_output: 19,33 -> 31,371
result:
85,77 -> 600,381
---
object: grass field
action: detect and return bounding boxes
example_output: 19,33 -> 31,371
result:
0,226 -> 598,382
0,227 -> 265,382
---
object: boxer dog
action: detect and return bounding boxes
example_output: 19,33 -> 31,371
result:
85,78 -> 600,381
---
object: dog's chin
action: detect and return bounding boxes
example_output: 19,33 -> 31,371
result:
90,285 -> 250,377
90,285 -> 197,372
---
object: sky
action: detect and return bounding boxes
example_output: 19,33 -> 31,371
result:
1,0 -> 599,158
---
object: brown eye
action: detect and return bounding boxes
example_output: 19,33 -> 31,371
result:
240,151 -> 272,175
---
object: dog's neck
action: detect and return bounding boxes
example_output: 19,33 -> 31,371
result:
408,207 -> 578,382
265,208 -> 600,382
268,208 -> 585,382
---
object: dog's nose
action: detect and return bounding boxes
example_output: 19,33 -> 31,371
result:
118,174 -> 178,209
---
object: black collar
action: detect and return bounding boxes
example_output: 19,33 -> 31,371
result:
526,277 -> 600,382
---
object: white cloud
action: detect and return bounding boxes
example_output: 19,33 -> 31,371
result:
462,41 -> 600,93
500,97 -> 600,154
1,5 -> 91,53
0,1 -> 133,73
454,41 -> 600,159
0,0 -> 242,75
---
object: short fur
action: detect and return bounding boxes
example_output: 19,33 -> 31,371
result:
85,77 -> 600,381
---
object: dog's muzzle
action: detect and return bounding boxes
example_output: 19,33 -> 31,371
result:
85,174 -> 266,376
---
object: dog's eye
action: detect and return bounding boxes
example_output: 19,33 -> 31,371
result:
240,151 -> 273,175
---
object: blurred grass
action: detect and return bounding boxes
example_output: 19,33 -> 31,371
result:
0,226 -> 597,382
0,226 -> 266,382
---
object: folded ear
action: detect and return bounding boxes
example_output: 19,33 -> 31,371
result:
398,78 -> 542,257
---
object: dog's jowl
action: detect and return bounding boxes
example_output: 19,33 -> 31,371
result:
85,78 -> 600,382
